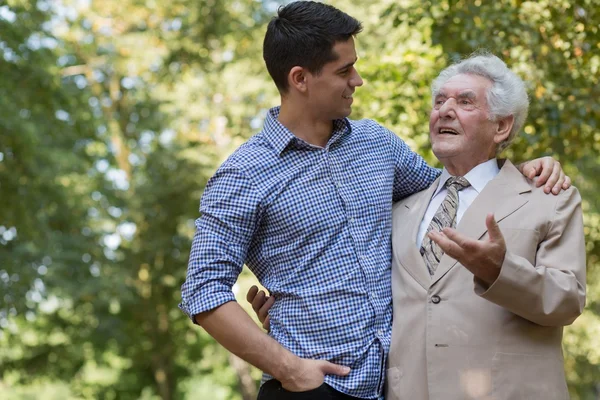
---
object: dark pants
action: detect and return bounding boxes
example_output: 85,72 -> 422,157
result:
257,379 -> 363,400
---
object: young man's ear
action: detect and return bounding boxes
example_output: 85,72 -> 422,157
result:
493,115 -> 515,144
289,66 -> 308,93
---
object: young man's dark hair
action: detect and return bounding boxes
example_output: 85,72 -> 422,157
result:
263,1 -> 363,93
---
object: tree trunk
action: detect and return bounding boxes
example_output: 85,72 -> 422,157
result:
229,353 -> 258,400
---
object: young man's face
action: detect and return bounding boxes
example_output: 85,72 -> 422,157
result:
304,37 -> 363,120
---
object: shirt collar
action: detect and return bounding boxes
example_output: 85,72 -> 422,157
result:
262,106 -> 350,155
262,107 -> 296,155
434,158 -> 500,197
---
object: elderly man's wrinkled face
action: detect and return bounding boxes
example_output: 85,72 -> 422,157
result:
429,73 -> 501,167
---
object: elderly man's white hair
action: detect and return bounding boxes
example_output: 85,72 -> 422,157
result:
431,52 -> 529,154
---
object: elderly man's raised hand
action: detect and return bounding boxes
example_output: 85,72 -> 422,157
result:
428,213 -> 506,285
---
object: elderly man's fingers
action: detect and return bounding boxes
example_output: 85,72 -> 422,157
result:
439,227 -> 480,251
257,295 -> 275,324
251,290 -> 267,313
246,285 -> 259,303
262,315 -> 271,331
429,230 -> 465,259
485,213 -> 505,246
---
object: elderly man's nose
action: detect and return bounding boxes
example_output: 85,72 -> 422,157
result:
439,98 -> 456,118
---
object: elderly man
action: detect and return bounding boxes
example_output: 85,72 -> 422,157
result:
386,53 -> 586,400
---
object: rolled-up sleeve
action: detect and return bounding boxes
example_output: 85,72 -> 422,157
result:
179,164 -> 262,323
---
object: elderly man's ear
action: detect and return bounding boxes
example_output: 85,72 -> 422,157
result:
493,115 -> 514,145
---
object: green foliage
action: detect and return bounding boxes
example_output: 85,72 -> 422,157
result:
0,0 -> 104,316
1,0 -> 598,398
1,0 -> 275,398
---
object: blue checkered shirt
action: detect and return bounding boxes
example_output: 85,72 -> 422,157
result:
180,107 -> 439,399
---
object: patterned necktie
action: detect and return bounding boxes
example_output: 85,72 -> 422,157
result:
420,176 -> 471,276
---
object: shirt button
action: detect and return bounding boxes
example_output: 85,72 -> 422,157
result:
349,218 -> 355,223
431,295 -> 441,304
377,329 -> 383,336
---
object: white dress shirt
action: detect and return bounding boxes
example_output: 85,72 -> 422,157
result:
416,158 -> 500,248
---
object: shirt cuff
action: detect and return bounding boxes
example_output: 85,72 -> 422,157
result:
179,289 -> 237,324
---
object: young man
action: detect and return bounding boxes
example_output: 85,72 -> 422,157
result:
181,3 -> 567,399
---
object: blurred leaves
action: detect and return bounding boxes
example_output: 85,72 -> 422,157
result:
1,0 -> 275,398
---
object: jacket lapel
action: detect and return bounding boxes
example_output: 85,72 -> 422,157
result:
430,160 -> 532,286
392,177 -> 441,290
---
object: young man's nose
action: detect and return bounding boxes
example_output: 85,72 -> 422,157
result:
351,69 -> 363,87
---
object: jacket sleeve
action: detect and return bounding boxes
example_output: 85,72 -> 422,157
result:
475,187 -> 586,327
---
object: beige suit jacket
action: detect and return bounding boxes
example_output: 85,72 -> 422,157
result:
386,160 -> 586,400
